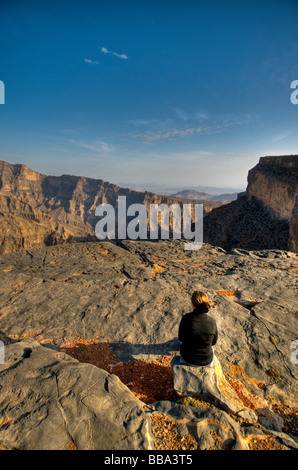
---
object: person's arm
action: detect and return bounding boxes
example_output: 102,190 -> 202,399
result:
178,315 -> 187,342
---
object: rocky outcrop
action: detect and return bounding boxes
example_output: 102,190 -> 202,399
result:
2,338 -> 297,450
151,400 -> 250,450
151,400 -> 298,451
246,156 -> 298,220
171,355 -> 251,416
204,155 -> 298,252
0,338 -> 153,450
171,356 -> 286,432
0,160 -> 214,255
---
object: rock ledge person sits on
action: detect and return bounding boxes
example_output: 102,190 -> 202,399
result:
178,291 -> 218,367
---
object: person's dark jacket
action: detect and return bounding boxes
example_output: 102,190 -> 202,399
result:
178,303 -> 218,366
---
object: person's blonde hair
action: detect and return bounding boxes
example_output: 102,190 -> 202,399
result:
191,290 -> 211,310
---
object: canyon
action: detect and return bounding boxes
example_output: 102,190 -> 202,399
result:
0,160 -> 218,255
0,155 -> 297,450
0,156 -> 297,256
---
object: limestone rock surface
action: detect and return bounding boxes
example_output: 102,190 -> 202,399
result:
151,400 -> 249,450
171,355 -> 250,415
0,239 -> 297,449
0,338 -> 153,450
151,400 -> 298,450
171,355 -> 286,431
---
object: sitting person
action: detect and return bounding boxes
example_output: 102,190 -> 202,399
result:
178,290 -> 218,367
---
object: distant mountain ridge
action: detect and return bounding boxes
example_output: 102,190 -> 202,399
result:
169,189 -> 238,202
117,181 -> 243,197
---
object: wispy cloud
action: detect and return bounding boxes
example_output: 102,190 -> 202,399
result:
172,108 -> 209,122
195,113 -> 208,120
61,128 -> 81,135
172,108 -> 189,121
270,131 -> 292,143
127,117 -> 173,129
69,138 -> 115,154
84,58 -> 99,65
128,113 -> 259,144
100,46 -> 128,60
129,124 -> 219,143
138,127 -> 209,142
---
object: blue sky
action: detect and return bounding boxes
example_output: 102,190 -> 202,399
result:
0,0 -> 298,190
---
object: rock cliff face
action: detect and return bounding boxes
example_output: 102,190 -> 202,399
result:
0,160 -> 213,255
289,197 -> 298,252
204,156 -> 298,252
246,156 -> 298,220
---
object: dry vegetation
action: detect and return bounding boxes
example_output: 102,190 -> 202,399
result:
62,338 -> 178,403
62,339 -> 298,450
151,414 -> 198,450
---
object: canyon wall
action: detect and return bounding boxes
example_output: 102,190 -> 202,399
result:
1,156 -> 297,254
0,160 -> 211,254
289,196 -> 298,252
203,155 -> 298,252
246,156 -> 297,220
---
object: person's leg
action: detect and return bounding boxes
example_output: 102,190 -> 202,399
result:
206,358 -> 214,367
180,347 -> 215,367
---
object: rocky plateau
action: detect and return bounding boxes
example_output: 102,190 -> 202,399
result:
0,239 -> 297,450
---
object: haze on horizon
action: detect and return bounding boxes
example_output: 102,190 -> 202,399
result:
0,0 -> 298,191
